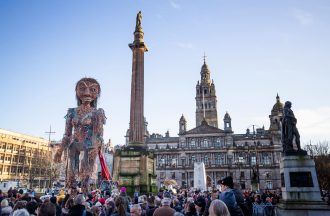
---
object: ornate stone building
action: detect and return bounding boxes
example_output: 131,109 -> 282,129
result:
145,60 -> 283,191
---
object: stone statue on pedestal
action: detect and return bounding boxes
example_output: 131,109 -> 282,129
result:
281,101 -> 306,156
136,11 -> 142,31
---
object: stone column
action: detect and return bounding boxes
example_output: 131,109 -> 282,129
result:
128,22 -> 148,145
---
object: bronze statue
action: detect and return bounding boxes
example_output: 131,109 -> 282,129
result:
54,78 -> 106,192
281,101 -> 306,155
136,11 -> 142,30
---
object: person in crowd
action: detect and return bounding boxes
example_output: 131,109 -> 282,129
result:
1,199 -> 12,216
12,209 -> 29,216
129,204 -> 142,216
112,196 -> 129,216
185,202 -> 197,216
172,198 -> 183,213
263,197 -> 273,216
145,196 -> 157,216
208,200 -> 230,216
219,177 -> 244,216
152,198 -> 175,216
37,202 -> 56,216
25,201 -> 38,216
0,190 -> 4,204
91,206 -> 100,216
252,194 -> 264,216
220,177 -> 249,216
50,197 -> 61,216
194,196 -> 206,216
119,188 -> 130,213
104,198 -> 115,216
68,194 -> 87,216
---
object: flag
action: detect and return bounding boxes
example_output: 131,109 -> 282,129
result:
98,149 -> 111,180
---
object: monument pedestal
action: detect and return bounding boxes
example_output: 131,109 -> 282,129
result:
113,145 -> 157,195
193,162 -> 206,191
277,155 -> 330,216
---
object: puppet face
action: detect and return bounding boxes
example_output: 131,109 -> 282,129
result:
76,79 -> 100,105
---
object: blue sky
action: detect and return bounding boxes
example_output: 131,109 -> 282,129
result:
1,0 -> 330,146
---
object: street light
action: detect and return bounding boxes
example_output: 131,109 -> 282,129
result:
247,124 -> 261,191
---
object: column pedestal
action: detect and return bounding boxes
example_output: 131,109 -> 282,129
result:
276,155 -> 330,216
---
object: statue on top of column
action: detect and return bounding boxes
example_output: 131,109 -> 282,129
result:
54,77 -> 107,193
281,101 -> 307,156
136,11 -> 142,31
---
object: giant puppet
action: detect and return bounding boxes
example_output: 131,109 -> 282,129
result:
54,77 -> 108,192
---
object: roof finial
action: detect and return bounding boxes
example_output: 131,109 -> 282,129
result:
203,52 -> 207,64
276,93 -> 280,102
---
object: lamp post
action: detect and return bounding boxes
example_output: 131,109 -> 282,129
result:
247,124 -> 261,191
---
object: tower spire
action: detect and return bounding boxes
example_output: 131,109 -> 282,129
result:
195,57 -> 218,128
203,52 -> 207,64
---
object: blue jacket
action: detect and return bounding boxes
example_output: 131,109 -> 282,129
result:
220,188 -> 243,216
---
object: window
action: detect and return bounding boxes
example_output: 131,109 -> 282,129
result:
202,139 -> 208,148
160,172 -> 165,179
181,158 -> 186,167
204,155 -> 209,164
215,138 -> 221,148
190,139 -> 196,148
240,181 -> 246,190
266,181 -> 273,189
182,173 -> 186,179
159,158 -> 165,167
238,156 -> 245,163
251,156 -> 256,165
171,172 -> 176,179
171,158 -> 177,167
191,155 -> 196,164
215,154 -> 224,165
263,154 -> 271,165
240,171 -> 245,178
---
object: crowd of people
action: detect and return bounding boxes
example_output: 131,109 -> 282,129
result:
0,177 -> 283,216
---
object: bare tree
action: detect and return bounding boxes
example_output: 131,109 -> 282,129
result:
304,141 -> 330,191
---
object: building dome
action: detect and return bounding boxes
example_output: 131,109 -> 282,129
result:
200,61 -> 211,85
201,62 -> 210,74
271,94 -> 283,114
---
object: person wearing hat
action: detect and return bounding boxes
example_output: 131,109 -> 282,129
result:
119,187 -> 130,212
219,176 -> 244,216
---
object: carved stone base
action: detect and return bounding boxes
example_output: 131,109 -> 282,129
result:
276,201 -> 330,216
277,155 -> 330,215
112,146 -> 157,195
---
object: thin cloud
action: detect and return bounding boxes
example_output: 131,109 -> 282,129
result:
296,106 -> 330,140
169,0 -> 180,9
176,42 -> 193,49
293,9 -> 314,26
